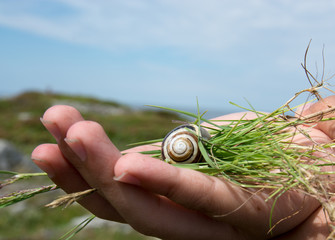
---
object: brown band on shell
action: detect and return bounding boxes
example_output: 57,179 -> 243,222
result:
161,124 -> 209,164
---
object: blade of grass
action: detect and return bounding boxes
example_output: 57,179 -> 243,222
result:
59,215 -> 96,240
0,184 -> 58,208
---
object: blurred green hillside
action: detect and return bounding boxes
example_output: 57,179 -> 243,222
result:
0,91 -> 184,154
0,91 -> 185,240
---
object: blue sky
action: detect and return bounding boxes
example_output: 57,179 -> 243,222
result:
1,1 -> 335,116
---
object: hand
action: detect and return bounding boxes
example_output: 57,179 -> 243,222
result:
31,97 -> 335,240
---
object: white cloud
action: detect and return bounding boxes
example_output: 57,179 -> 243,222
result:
1,0 -> 334,54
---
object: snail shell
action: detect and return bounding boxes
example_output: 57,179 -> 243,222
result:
161,124 -> 210,164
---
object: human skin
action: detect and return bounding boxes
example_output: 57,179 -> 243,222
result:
31,96 -> 335,240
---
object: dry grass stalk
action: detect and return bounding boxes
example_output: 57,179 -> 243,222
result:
45,188 -> 97,209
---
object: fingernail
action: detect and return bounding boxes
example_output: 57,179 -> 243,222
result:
114,172 -> 141,186
64,138 -> 87,161
40,118 -> 62,142
31,157 -> 55,178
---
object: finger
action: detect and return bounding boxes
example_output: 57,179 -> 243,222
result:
114,153 -> 320,236
301,95 -> 335,139
31,143 -> 124,222
38,105 -> 125,221
41,105 -> 84,141
272,207 -> 331,240
63,120 -> 122,183
202,112 -> 263,128
63,120 -> 130,213
111,180 -> 244,240
41,105 -> 85,163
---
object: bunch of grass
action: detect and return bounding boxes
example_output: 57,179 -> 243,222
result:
145,95 -> 334,212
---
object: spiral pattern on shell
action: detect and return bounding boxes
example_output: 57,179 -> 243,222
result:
161,124 -> 210,164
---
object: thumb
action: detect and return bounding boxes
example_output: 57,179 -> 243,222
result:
301,95 -> 335,139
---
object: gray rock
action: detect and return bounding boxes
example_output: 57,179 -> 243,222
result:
51,99 -> 129,115
0,139 -> 38,171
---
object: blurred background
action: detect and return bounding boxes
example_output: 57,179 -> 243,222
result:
1,0 -> 335,113
1,0 -> 335,239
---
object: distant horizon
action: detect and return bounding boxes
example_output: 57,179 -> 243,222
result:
0,88 -> 244,119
